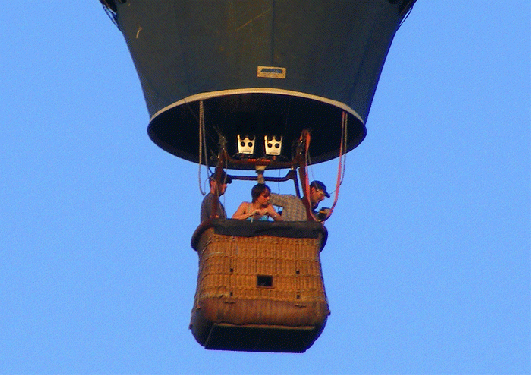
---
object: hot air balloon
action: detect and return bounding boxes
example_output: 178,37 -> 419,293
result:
99,0 -> 416,352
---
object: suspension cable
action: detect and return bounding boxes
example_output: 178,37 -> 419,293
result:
198,100 -> 208,195
299,131 -> 317,221
326,111 -> 348,219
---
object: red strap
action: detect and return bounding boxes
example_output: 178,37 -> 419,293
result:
298,131 -> 317,221
326,111 -> 348,219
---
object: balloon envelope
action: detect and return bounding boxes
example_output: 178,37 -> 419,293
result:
104,0 -> 415,167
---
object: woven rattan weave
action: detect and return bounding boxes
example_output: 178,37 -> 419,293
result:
190,220 -> 329,352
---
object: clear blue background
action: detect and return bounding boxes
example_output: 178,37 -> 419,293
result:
1,2 -> 529,374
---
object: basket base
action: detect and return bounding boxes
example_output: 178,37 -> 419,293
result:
190,298 -> 329,352
200,323 -> 323,353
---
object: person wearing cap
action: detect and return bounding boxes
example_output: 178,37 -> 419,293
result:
200,171 -> 232,222
269,180 -> 330,221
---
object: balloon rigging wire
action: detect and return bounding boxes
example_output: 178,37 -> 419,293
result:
198,100 -> 208,195
327,111 -> 348,218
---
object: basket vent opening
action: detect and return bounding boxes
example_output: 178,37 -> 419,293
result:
257,275 -> 273,287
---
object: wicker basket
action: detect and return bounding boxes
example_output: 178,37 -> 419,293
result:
190,219 -> 329,352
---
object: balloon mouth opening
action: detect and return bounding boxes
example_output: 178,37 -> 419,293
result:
148,89 -> 366,169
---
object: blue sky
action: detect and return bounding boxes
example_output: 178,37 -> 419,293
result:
1,2 -> 529,374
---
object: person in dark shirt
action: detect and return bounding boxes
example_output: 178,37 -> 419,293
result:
200,171 -> 232,222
